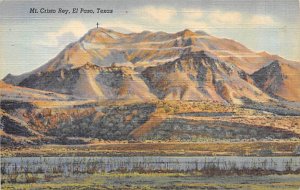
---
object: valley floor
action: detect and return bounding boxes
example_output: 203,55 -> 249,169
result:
2,141 -> 300,157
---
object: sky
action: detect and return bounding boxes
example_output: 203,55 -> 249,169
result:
0,0 -> 299,78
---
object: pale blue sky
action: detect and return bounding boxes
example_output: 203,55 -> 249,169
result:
0,0 -> 299,78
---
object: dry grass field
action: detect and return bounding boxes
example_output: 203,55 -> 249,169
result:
2,141 -> 300,157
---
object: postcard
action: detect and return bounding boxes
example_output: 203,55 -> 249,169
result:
1,0 -> 300,189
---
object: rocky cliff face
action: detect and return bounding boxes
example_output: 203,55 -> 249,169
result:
252,61 -> 283,95
252,60 -> 300,101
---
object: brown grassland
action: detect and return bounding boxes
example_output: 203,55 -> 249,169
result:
1,141 -> 300,157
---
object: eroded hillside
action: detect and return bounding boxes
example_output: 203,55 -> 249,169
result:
1,95 -> 299,146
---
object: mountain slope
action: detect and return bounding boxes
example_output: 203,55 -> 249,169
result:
0,81 -> 72,101
17,63 -> 156,101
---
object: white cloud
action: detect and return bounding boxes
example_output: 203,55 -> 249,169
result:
209,10 -> 242,25
249,15 -> 276,25
36,21 -> 87,47
140,6 -> 176,24
182,8 -> 203,19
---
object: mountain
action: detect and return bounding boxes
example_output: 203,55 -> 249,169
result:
2,28 -> 300,103
1,28 -> 300,145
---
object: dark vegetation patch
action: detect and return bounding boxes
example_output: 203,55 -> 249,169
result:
143,118 -> 298,141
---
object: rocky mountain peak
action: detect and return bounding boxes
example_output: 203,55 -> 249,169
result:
81,27 -> 124,43
175,29 -> 197,38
